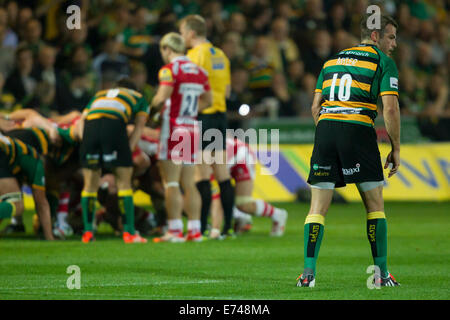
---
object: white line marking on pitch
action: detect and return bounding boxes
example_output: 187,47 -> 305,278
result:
0,279 -> 225,290
0,291 -> 245,300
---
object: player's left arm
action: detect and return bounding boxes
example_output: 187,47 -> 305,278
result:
151,85 -> 173,111
311,68 -> 324,125
199,90 -> 212,112
129,113 -> 148,152
199,76 -> 212,112
31,187 -> 54,240
311,92 -> 323,125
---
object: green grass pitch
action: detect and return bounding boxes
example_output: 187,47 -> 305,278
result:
0,201 -> 449,300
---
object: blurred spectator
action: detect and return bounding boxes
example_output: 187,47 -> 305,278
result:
302,29 -> 332,75
16,6 -> 33,40
414,41 -> 435,78
4,46 -> 39,109
32,45 -> 59,114
407,0 -> 434,20
226,66 -> 253,129
67,44 -> 97,92
295,0 -> 327,52
398,67 -> 426,116
0,8 -> 16,77
267,17 -> 300,75
431,23 -> 447,67
20,18 -> 46,57
151,9 -> 178,38
394,42 -> 414,71
119,6 -> 155,60
248,5 -> 272,37
227,12 -> 247,35
423,73 -> 449,118
286,59 -> 304,93
54,70 -> 92,115
0,72 -> 19,112
245,35 -> 276,103
202,0 -> 226,41
220,32 -> 246,69
97,0 -> 132,39
0,7 -> 18,48
5,1 -> 19,32
295,73 -> 317,118
326,1 -> 351,33
93,35 -> 130,87
129,61 -> 156,104
171,0 -> 201,19
348,0 -> 369,37
271,72 -> 295,117
331,29 -> 358,53
58,23 -> 92,69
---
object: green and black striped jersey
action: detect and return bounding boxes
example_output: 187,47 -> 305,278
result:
0,134 -> 40,165
315,44 -> 399,127
0,133 -> 46,190
83,87 -> 150,123
5,127 -> 50,156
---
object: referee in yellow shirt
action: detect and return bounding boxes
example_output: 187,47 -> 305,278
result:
179,15 -> 235,238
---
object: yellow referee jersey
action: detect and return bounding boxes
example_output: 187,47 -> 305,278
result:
187,42 -> 230,114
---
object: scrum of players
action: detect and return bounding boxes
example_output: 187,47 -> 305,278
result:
0,21 -> 287,243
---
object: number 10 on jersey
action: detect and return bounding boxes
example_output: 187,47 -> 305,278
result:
329,73 -> 353,102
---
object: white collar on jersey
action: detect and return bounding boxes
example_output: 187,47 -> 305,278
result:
171,55 -> 190,63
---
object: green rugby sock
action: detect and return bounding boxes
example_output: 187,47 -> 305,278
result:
0,202 -> 15,219
303,214 -> 325,276
118,189 -> 135,234
81,191 -> 97,232
367,211 -> 388,278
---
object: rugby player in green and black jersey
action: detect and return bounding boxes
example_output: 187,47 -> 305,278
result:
297,14 -> 401,288
0,133 -> 54,240
79,78 -> 149,243
0,110 -> 82,238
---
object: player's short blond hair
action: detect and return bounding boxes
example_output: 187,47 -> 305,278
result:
180,14 -> 207,37
160,32 -> 186,54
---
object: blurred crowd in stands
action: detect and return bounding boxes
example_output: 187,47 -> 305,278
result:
0,0 -> 448,140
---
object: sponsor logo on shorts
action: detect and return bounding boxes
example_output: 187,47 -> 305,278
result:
313,164 -> 331,171
103,151 -> 118,162
86,154 -> 100,160
342,163 -> 361,175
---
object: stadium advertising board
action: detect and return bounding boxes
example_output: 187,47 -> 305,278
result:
23,143 -> 450,210
251,143 -> 450,202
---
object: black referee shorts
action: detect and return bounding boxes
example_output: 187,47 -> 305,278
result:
307,120 -> 384,188
197,112 -> 228,151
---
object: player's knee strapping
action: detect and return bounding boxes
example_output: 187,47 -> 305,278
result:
118,189 -> 135,234
235,196 -> 253,206
367,211 -> 388,277
304,214 -> 325,276
165,181 -> 180,189
356,181 -> 383,192
0,192 -> 22,219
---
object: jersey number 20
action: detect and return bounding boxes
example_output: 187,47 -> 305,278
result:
329,73 -> 352,101
180,93 -> 198,116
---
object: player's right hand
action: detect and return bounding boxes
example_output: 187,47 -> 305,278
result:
384,149 -> 400,178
